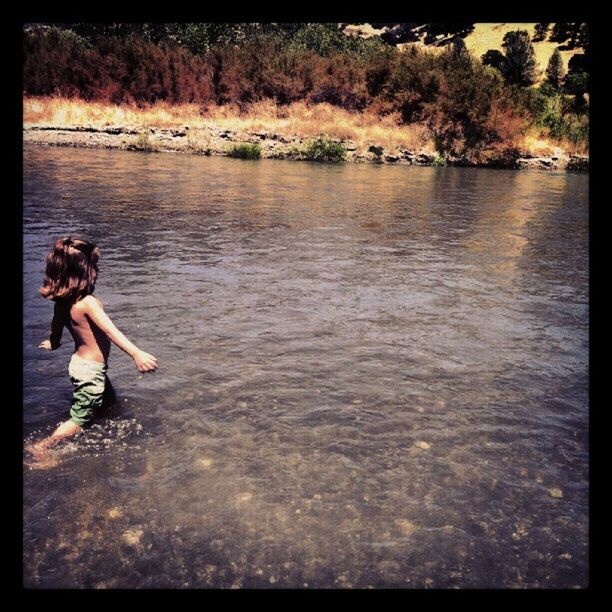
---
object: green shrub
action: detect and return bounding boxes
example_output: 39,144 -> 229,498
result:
303,137 -> 346,162
535,94 -> 589,145
285,146 -> 303,159
227,142 -> 262,159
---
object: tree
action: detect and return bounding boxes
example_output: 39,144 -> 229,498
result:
565,50 -> 590,101
568,53 -> 589,76
422,23 -> 475,45
288,23 -> 349,56
443,37 -> 471,69
378,23 -> 424,45
550,23 -> 582,48
501,30 -> 538,86
481,49 -> 506,72
545,49 -> 565,89
576,23 -> 589,50
533,23 -> 550,42
449,37 -> 469,59
564,71 -> 589,97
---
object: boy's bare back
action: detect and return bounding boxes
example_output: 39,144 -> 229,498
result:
61,296 -> 111,363
43,295 -> 157,373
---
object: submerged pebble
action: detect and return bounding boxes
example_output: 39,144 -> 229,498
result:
395,519 -> 417,536
414,441 -> 431,450
122,528 -> 144,546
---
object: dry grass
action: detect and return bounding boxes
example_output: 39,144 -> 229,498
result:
521,127 -> 588,157
23,96 -> 435,153
24,97 -> 202,128
25,96 -> 582,158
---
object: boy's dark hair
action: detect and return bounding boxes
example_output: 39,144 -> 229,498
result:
39,237 -> 100,302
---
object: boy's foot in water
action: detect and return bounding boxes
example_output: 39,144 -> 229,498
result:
24,441 -> 60,470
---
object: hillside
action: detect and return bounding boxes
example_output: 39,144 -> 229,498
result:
343,23 -> 585,84
22,23 -> 589,168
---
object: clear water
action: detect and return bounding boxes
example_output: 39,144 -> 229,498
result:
23,145 -> 589,588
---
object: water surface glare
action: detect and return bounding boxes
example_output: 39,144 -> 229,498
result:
23,146 -> 588,588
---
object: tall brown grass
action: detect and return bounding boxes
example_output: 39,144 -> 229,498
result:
25,95 -> 582,157
24,96 -> 436,153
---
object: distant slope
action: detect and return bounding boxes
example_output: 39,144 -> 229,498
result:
464,23 -> 580,79
343,23 -> 585,83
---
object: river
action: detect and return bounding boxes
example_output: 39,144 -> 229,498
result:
23,145 -> 589,588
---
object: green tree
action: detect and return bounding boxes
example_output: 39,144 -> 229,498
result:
564,71 -> 589,102
501,30 -> 538,86
422,23 -> 475,45
565,49 -> 589,107
533,23 -> 550,42
481,49 -> 506,72
288,23 -> 348,56
545,49 -> 565,89
380,23 -> 423,45
550,23 -> 583,48
448,37 -> 470,62
576,23 -> 589,50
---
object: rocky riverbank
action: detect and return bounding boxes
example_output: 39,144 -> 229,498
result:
23,124 -> 589,171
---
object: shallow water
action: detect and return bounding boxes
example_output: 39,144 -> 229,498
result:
23,145 -> 588,588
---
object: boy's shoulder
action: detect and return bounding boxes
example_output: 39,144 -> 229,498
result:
71,295 -> 103,313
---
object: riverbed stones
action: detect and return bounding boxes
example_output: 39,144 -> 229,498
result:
122,527 -> 144,546
417,152 -> 436,164
395,519 -> 417,536
517,156 -> 567,170
107,507 -> 123,519
23,126 -> 587,171
568,155 -> 589,171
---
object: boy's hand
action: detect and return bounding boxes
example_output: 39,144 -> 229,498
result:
133,349 -> 158,373
38,339 -> 53,350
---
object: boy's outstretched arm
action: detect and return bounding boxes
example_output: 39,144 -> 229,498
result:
82,296 -> 158,373
38,302 -> 65,350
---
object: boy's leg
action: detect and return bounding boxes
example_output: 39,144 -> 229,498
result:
45,419 -> 83,446
24,419 -> 82,468
27,419 -> 82,452
26,362 -> 105,467
100,376 -> 117,415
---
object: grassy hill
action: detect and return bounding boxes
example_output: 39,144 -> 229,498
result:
343,23 -> 585,84
465,23 -> 581,82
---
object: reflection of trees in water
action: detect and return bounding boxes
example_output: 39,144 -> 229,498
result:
458,170 -> 573,282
